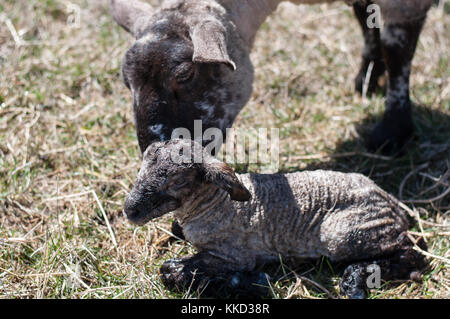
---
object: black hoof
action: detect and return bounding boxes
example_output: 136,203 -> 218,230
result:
160,259 -> 190,290
340,264 -> 368,299
366,117 -> 414,154
160,258 -> 272,298
346,289 -> 367,299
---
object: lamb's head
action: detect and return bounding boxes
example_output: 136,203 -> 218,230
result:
123,138 -> 251,225
111,0 -> 254,153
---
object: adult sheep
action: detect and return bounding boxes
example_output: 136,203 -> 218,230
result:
110,0 -> 433,154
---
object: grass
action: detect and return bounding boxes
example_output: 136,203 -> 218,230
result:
0,0 -> 449,299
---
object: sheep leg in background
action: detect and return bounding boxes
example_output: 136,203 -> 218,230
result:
160,252 -> 270,298
367,16 -> 428,152
353,0 -> 386,96
340,234 -> 427,299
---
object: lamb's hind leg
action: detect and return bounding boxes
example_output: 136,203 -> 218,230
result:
160,253 -> 270,298
368,1 -> 432,152
340,234 -> 427,299
353,1 -> 386,96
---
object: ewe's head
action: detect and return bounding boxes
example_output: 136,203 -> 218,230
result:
123,139 -> 251,225
111,0 -> 253,153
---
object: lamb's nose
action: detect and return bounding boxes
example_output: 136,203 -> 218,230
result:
123,198 -> 140,221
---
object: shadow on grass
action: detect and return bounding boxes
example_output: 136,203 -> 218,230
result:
285,103 -> 450,208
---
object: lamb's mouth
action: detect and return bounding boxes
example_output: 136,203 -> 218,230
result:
125,196 -> 181,226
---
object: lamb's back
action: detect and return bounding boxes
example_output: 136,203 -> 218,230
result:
237,170 -> 409,261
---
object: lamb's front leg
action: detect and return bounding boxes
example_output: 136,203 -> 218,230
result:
368,15 -> 428,153
170,219 -> 185,241
160,252 -> 271,298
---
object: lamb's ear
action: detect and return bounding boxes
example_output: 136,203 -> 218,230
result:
191,19 -> 236,71
110,0 -> 153,36
202,161 -> 251,201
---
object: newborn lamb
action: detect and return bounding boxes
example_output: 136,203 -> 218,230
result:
123,138 -> 427,298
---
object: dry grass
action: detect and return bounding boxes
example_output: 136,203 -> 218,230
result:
0,0 -> 449,299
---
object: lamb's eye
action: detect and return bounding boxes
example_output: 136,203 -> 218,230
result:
175,62 -> 195,84
173,178 -> 187,187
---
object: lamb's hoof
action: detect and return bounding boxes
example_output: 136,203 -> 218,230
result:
366,117 -> 414,154
340,264 -> 368,299
160,258 -> 216,294
160,258 -> 200,291
160,258 -> 183,273
160,260 -> 272,298
345,289 -> 367,299
160,259 -> 185,290
409,271 -> 422,283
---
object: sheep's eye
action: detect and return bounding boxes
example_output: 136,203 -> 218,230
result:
174,62 -> 195,84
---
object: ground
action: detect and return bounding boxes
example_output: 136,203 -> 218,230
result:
0,0 -> 448,299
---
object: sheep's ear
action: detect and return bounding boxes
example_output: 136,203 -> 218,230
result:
191,20 -> 236,71
202,161 -> 251,201
110,0 -> 153,36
